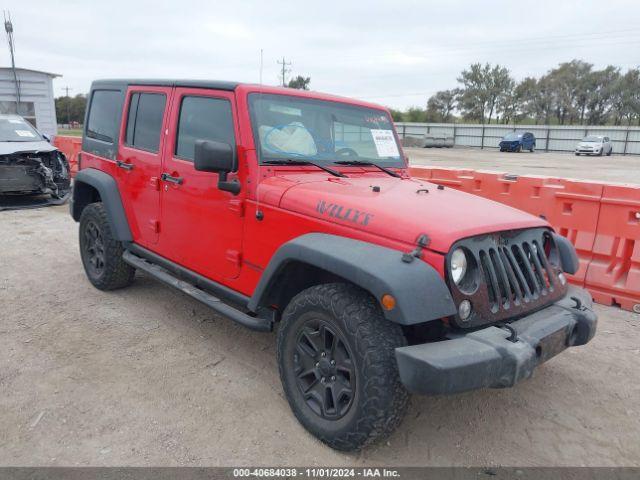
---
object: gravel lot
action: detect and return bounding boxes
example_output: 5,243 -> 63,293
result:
407,147 -> 640,185
1,205 -> 639,467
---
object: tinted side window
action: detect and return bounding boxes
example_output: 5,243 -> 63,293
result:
176,96 -> 235,161
125,93 -> 166,152
86,90 -> 121,142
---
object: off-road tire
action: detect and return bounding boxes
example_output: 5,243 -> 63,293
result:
277,283 -> 410,451
79,202 -> 135,290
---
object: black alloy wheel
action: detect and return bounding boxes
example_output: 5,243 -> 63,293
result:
83,219 -> 106,278
293,319 -> 355,420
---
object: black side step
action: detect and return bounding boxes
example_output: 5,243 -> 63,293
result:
123,250 -> 272,332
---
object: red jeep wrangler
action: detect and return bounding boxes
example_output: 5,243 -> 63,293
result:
71,80 -> 597,451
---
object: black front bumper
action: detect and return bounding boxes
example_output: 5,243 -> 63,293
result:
395,286 -> 597,395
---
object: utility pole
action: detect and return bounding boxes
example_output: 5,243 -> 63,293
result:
3,10 -> 21,113
277,56 -> 291,87
61,86 -> 73,125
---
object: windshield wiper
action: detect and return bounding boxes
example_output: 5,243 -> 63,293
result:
333,160 -> 401,178
263,159 -> 346,177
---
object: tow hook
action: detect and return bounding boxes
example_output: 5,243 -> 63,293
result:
498,323 -> 519,343
571,296 -> 585,311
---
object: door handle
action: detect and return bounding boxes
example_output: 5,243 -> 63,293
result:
161,173 -> 183,185
116,160 -> 134,171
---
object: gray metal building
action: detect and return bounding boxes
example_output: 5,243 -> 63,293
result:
0,67 -> 59,137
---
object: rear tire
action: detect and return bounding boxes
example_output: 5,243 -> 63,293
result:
79,202 -> 135,290
277,283 -> 409,451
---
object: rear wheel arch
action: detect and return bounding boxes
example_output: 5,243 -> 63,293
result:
71,168 -> 132,242
72,181 -> 101,219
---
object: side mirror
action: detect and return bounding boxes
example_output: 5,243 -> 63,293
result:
42,133 -> 52,143
194,139 -> 240,195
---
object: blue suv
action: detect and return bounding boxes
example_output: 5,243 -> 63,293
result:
499,131 -> 536,152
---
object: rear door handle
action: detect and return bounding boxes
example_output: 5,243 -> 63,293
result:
116,160 -> 134,171
161,173 -> 183,185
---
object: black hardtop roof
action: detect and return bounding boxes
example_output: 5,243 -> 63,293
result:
90,79 -> 240,91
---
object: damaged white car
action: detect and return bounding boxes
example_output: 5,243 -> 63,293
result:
0,114 -> 71,202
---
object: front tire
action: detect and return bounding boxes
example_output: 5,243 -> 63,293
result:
79,202 -> 135,290
277,283 -> 409,451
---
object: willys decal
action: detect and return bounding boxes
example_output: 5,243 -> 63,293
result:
316,200 -> 374,226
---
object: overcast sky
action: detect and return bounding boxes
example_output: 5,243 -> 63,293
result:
4,0 -> 640,109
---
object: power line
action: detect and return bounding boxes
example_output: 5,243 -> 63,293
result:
277,56 -> 291,87
3,10 -> 20,111
61,86 -> 73,124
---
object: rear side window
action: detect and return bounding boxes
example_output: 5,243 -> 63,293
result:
175,96 -> 235,161
86,90 -> 121,142
125,92 -> 166,152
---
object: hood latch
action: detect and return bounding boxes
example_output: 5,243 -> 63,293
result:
402,233 -> 430,263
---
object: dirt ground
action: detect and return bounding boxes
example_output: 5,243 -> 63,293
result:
1,205 -> 639,467
406,147 -> 640,185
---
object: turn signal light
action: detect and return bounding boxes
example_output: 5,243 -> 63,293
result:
381,294 -> 397,311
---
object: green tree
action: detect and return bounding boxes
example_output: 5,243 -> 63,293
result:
287,75 -> 311,90
55,94 -> 87,124
610,68 -> 640,125
585,66 -> 620,125
404,107 -> 428,122
544,60 -> 592,124
457,63 -> 514,124
426,89 -> 458,122
387,108 -> 405,122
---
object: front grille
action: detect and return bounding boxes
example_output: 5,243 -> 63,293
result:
447,228 -> 567,328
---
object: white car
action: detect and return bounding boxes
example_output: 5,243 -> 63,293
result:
0,114 -> 71,200
575,135 -> 613,156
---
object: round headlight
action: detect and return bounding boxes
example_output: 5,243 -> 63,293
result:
450,248 -> 468,285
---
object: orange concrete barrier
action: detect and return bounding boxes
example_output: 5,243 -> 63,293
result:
53,135 -> 82,177
585,184 -> 640,312
410,166 -> 638,313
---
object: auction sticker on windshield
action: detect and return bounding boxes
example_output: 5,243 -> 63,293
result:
15,130 -> 36,137
370,129 -> 399,157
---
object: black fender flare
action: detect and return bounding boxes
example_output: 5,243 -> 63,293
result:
553,232 -> 579,275
71,168 -> 132,242
248,233 -> 456,325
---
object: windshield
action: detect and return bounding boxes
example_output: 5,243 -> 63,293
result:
0,117 -> 42,142
503,132 -> 522,141
583,136 -> 603,142
248,93 -> 404,167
